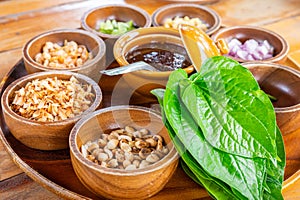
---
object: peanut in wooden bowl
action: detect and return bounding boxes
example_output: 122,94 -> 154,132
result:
152,3 -> 221,35
243,62 -> 300,178
22,29 -> 106,83
69,105 -> 179,199
1,71 -> 102,151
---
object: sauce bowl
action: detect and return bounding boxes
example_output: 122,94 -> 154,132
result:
113,27 -> 194,98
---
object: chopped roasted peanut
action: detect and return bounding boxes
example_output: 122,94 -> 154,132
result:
164,16 -> 208,32
34,40 -> 93,69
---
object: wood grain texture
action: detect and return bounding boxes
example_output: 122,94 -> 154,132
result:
0,0 -> 124,52
210,0 -> 300,26
264,15 -> 300,53
0,0 -> 82,17
288,50 -> 300,70
0,49 -> 22,82
0,173 -> 61,200
1,0 -> 300,199
283,170 -> 300,200
0,142 -> 22,181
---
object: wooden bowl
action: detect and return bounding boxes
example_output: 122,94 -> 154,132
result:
81,4 -> 152,40
152,3 -> 221,35
243,62 -> 300,165
1,71 -> 102,150
113,26 -> 194,98
69,105 -> 179,199
162,0 -> 220,3
212,26 -> 289,63
22,29 -> 106,83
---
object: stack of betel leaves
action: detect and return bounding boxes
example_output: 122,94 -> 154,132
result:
151,56 -> 286,200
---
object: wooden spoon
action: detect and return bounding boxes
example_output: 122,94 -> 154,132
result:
179,24 -> 229,72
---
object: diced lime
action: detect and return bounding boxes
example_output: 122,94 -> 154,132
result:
118,22 -> 128,30
126,20 -> 133,27
111,19 -> 118,28
99,22 -> 106,30
103,19 -> 113,31
98,19 -> 136,35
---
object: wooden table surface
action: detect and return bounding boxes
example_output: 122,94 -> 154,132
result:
1,0 -> 300,199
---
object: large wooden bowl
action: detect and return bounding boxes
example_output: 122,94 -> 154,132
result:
1,71 -> 102,150
69,105 -> 179,199
243,62 -> 300,178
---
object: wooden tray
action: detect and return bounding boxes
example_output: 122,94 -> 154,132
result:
162,0 -> 220,3
0,60 -> 299,199
0,60 -> 210,199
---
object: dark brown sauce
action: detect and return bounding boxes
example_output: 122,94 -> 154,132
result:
125,43 -> 191,71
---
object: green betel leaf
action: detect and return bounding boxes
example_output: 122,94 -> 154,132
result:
151,55 -> 285,200
160,70 -> 266,199
151,88 -> 243,200
182,56 -> 277,160
263,126 -> 285,200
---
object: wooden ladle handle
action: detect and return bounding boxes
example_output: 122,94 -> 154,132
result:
179,24 -> 228,72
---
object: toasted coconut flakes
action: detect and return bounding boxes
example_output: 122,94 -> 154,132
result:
10,76 -> 95,122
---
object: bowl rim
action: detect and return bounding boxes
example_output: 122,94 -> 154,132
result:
1,71 -> 102,125
242,61 -> 300,112
212,25 -> 290,63
80,4 -> 152,39
113,26 -> 195,78
22,28 -> 106,72
69,105 -> 179,176
151,3 -> 222,35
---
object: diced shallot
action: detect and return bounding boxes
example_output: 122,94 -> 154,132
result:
227,38 -> 274,61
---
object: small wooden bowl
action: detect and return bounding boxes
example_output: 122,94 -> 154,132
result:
113,26 -> 194,98
152,3 -> 221,35
243,62 -> 300,163
162,0 -> 220,3
1,71 -> 102,150
22,29 -> 106,83
212,26 -> 289,63
69,105 -> 179,199
81,4 -> 152,40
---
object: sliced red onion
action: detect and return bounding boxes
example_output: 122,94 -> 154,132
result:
227,38 -> 274,61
